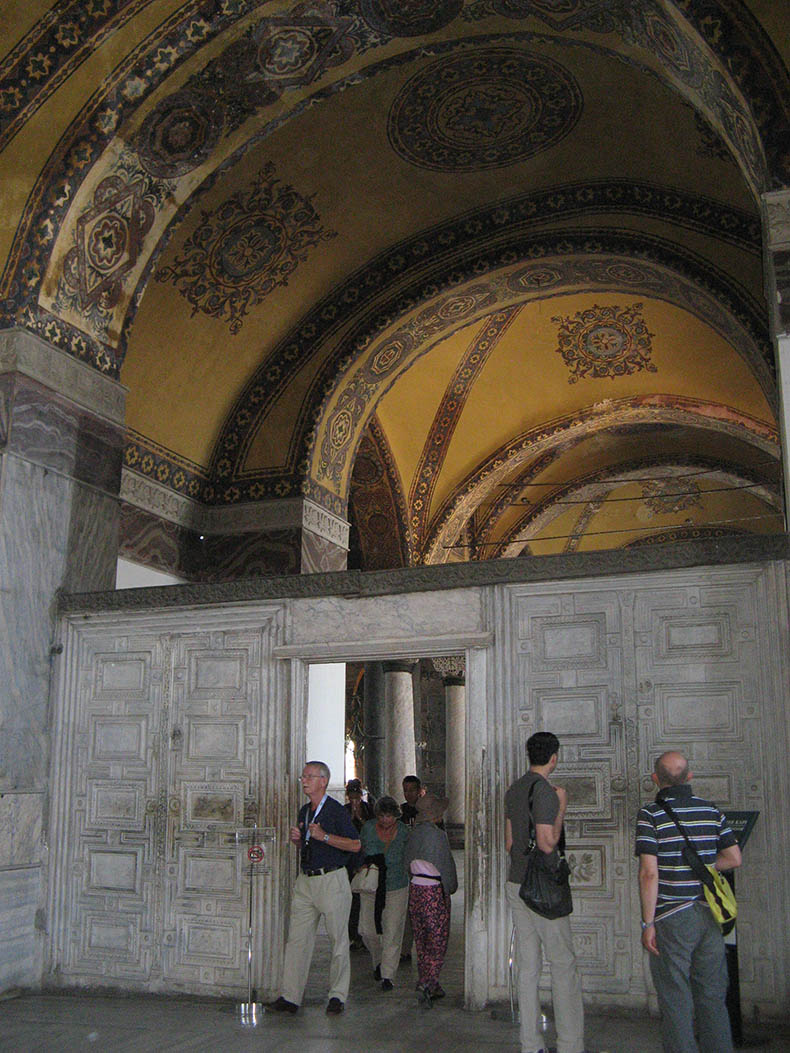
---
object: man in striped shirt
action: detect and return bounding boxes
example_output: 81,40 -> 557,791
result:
635,750 -> 741,1053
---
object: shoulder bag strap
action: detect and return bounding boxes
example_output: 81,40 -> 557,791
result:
660,800 -> 715,892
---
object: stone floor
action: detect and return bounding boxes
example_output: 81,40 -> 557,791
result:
2,854 -> 787,1051
1,980 -> 786,1053
2,933 -> 787,1053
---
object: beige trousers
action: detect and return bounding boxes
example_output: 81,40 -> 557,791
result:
506,881 -> 585,1053
280,868 -> 352,1005
358,884 -> 409,981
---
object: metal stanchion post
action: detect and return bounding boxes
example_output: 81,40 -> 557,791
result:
234,826 -> 273,1028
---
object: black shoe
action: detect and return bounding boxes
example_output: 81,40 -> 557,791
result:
373,965 -> 381,981
430,984 -> 445,1000
415,985 -> 433,1010
326,997 -> 344,1015
381,979 -> 394,991
267,996 -> 298,1015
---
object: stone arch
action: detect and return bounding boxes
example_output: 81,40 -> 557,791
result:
418,397 -> 780,563
297,236 -> 770,516
494,462 -> 783,558
4,2 -> 784,376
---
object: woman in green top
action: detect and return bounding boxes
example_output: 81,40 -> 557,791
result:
357,795 -> 410,990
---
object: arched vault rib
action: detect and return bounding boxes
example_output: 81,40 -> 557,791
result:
211,196 -> 765,493
419,397 -> 780,564
302,238 -> 771,516
494,463 -> 783,559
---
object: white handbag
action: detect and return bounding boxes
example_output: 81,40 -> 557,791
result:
350,863 -> 379,893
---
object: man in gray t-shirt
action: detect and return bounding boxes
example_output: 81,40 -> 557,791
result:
505,732 -> 585,1053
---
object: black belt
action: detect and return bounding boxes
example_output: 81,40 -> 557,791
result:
302,865 -> 344,877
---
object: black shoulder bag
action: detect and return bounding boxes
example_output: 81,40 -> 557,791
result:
518,782 -> 573,919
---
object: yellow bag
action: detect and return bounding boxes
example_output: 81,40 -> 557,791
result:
701,863 -> 737,930
663,800 -> 738,934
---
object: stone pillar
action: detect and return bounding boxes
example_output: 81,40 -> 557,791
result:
434,656 -> 466,846
763,189 -> 790,526
363,661 -> 386,799
0,328 -> 125,992
383,661 -> 417,797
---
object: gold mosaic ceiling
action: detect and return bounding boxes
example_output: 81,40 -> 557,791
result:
2,0 -> 788,567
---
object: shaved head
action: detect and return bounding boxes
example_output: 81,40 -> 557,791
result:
653,751 -> 690,787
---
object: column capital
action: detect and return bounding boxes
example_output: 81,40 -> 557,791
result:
432,655 -> 466,684
762,190 -> 790,336
383,660 -> 417,675
0,327 -> 126,426
764,189 -> 790,250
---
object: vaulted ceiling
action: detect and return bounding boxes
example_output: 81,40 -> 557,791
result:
2,0 -> 788,575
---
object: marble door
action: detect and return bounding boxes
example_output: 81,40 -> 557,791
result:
49,614 -> 281,995
500,567 -> 773,1008
506,585 -> 634,998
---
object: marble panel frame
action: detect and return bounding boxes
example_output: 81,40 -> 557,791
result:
48,561 -> 790,1016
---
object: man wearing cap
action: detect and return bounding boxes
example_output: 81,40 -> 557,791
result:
505,732 -> 585,1053
268,761 -> 361,1016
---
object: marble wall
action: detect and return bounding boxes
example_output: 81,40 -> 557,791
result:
33,556 -> 790,1019
0,329 -> 125,992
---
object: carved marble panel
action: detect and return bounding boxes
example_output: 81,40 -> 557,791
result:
87,848 -> 142,894
86,781 -> 147,831
93,652 -> 150,700
184,783 -> 243,828
186,650 -> 247,701
50,612 -> 284,996
186,719 -> 244,763
180,852 -> 240,897
507,587 -> 631,996
82,912 -> 139,962
655,681 -> 741,740
90,716 -> 148,763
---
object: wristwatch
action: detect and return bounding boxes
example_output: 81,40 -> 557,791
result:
323,833 -> 330,842
640,920 -> 654,930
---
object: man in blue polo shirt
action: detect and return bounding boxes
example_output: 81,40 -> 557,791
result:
635,750 -> 742,1052
268,760 -> 361,1016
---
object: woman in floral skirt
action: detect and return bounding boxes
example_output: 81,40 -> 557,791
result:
403,793 -> 458,1007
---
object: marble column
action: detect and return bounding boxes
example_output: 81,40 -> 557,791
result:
0,328 -> 125,992
434,657 -> 466,845
383,661 -> 417,797
363,661 -> 386,799
763,189 -> 790,525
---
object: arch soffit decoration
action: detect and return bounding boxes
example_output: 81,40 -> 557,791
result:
494,463 -> 783,560
2,0 -> 784,381
299,235 -> 772,513
416,397 -> 780,564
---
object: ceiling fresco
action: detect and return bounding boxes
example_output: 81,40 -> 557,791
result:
1,0 -> 788,576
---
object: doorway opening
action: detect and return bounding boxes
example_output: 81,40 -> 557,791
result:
302,652 -> 469,1005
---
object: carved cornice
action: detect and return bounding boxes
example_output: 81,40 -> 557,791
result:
764,190 -> 790,250
121,469 -> 349,547
0,327 -> 126,425
302,498 -> 350,550
58,534 -> 790,613
120,470 -> 203,529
